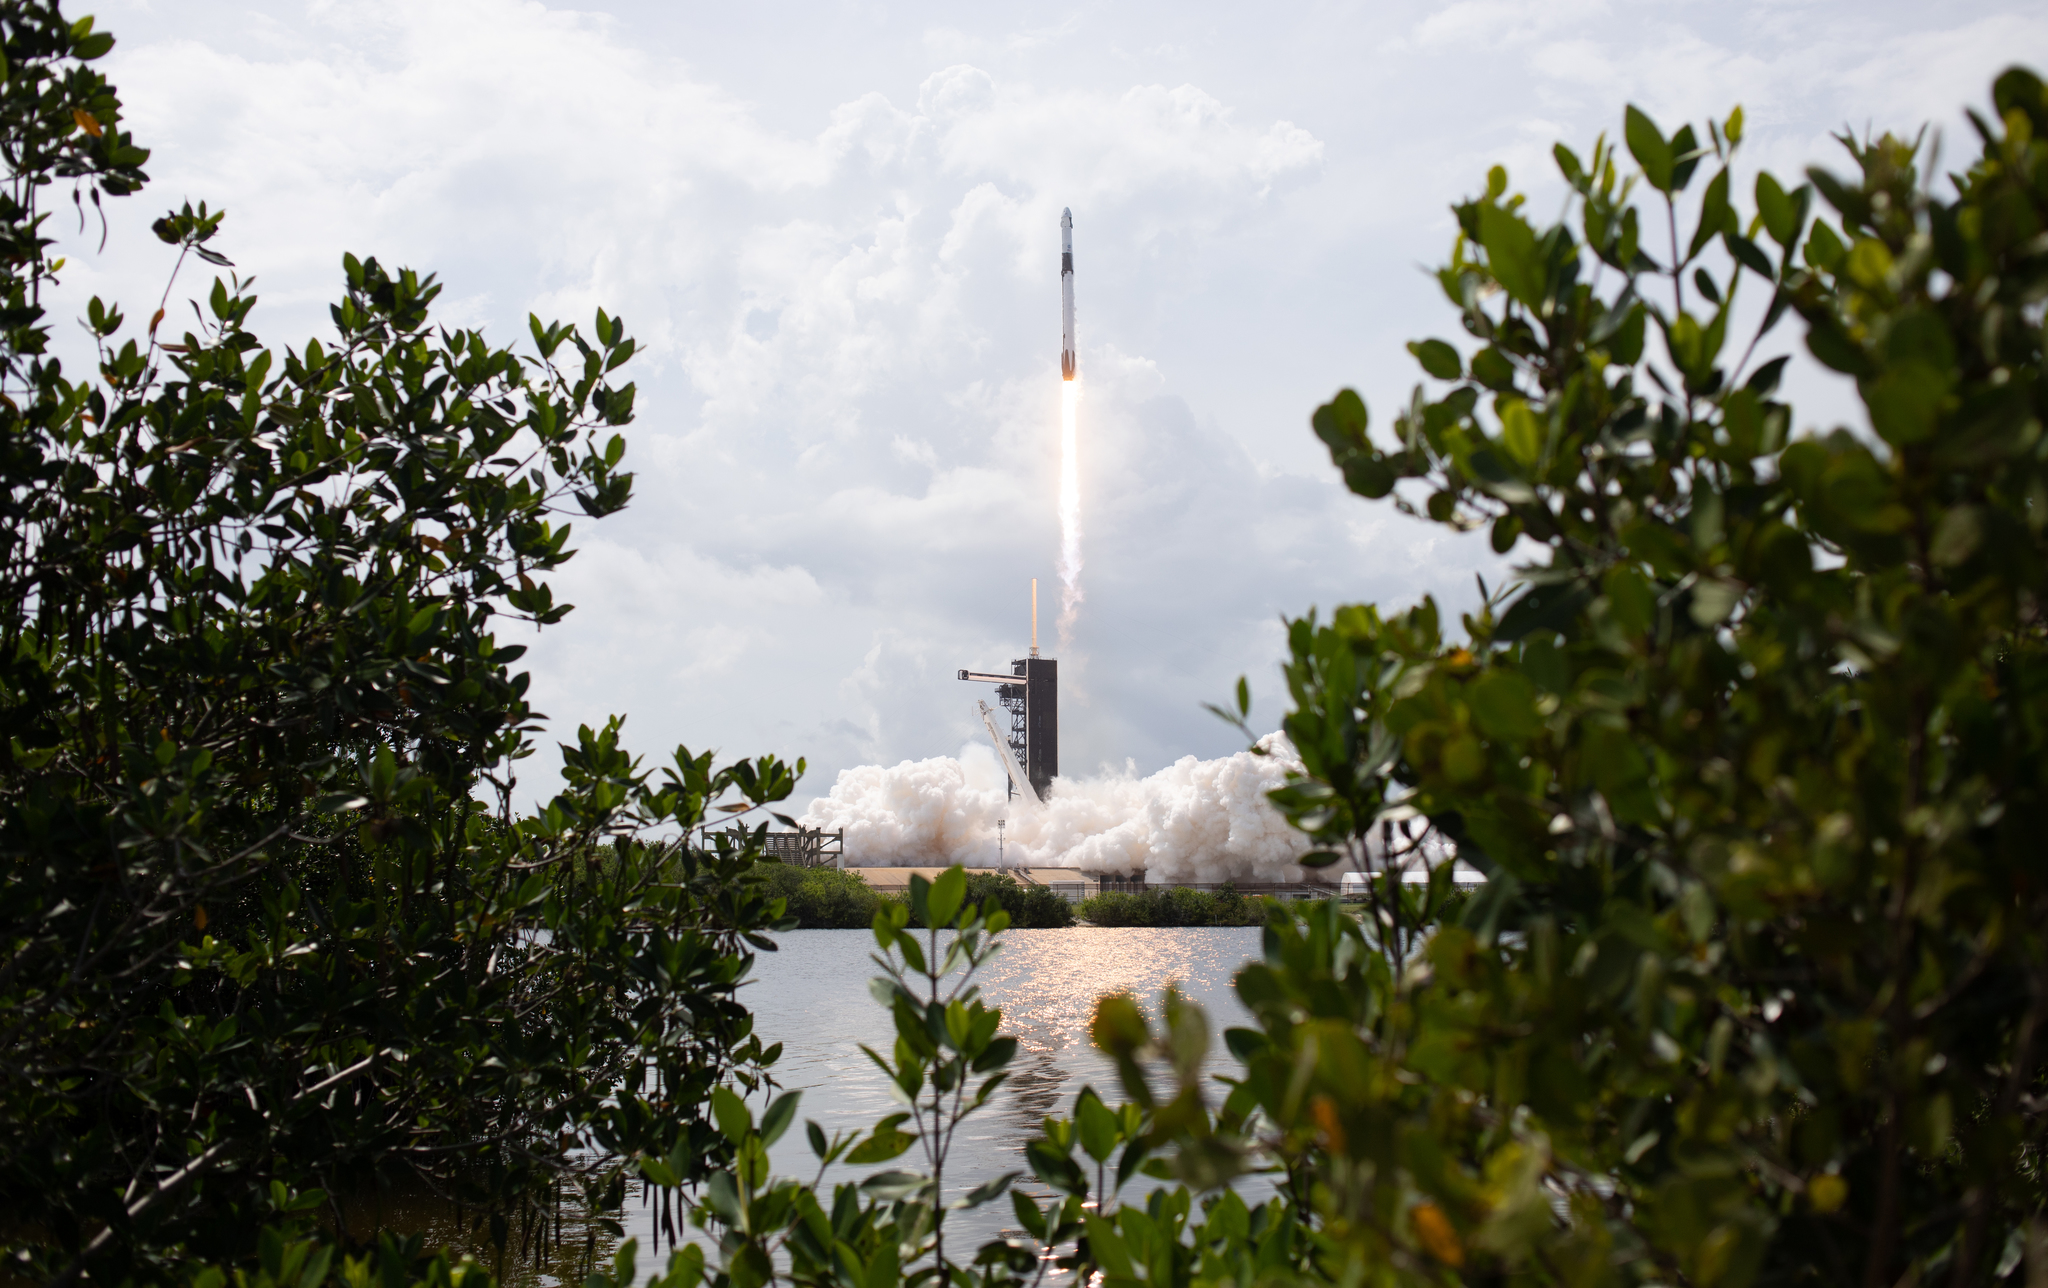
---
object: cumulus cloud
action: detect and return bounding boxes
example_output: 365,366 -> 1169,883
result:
55,0 -> 2038,819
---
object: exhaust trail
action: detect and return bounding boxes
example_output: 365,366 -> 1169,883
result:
1057,208 -> 1083,646
1057,379 -> 1083,644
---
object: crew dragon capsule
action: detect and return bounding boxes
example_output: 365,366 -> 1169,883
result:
1060,208 -> 1077,381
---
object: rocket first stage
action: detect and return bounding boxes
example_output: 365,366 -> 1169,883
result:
1060,208 -> 1076,380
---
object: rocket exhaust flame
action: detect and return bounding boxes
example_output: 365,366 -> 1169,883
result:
1057,378 -> 1083,645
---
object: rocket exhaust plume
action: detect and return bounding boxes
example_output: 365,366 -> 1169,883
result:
1056,209 -> 1083,645
1057,380 -> 1083,644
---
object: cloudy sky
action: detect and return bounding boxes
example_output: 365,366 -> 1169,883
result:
59,0 -> 2044,811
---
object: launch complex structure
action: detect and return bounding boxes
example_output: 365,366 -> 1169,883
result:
958,578 -> 1058,804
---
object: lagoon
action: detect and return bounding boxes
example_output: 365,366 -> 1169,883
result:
630,925 -> 1267,1266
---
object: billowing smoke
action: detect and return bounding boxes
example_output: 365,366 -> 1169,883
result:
797,733 -> 1315,884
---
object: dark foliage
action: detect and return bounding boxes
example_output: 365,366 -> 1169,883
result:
1195,66 -> 2048,1287
0,5 -> 800,1284
955,871 -> 1077,929
1076,886 -> 1264,928
754,863 -> 891,930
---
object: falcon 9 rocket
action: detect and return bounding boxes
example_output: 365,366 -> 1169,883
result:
1060,208 -> 1076,380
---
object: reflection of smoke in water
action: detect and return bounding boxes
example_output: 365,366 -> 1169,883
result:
1056,379 -> 1083,647
798,734 -> 1315,885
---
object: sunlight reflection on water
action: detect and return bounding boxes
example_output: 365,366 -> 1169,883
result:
613,926 -> 1268,1271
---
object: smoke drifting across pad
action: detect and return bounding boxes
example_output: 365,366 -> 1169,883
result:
797,734 -> 1314,884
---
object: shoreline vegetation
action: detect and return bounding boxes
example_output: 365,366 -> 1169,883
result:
751,863 -> 1079,929
745,860 -> 1466,929
1073,885 -> 1267,927
755,863 -> 1314,929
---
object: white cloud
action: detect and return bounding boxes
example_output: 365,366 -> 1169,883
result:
56,0 -> 2043,821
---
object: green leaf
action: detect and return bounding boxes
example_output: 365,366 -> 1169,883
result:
1605,304 -> 1646,365
860,1241 -> 900,1288
1602,565 -> 1657,636
1471,346 -> 1517,391
1554,143 -> 1585,186
1755,172 -> 1795,247
1625,105 -> 1674,192
1409,339 -> 1463,380
1669,124 -> 1703,191
1687,168 -> 1732,261
1092,993 -> 1149,1058
1468,670 -> 1539,742
1311,388 -> 1369,454
1500,399 -> 1545,467
845,1116 -> 915,1165
710,1085 -> 751,1144
858,1170 -> 928,1200
704,1171 -> 742,1225
1724,231 -> 1775,279
1491,513 -> 1523,554
957,1171 -> 1018,1210
758,1090 -> 801,1147
927,865 -> 966,927
1693,267 -> 1721,304
1012,1190 -> 1048,1239
1866,363 -> 1951,445
1846,236 -> 1895,290
1076,1091 -> 1121,1163
638,1155 -> 681,1188
1805,315 -> 1871,377
1804,220 -> 1847,272
1085,1213 -> 1135,1277
1026,1139 -> 1088,1195
1930,506 -> 1983,566
1479,203 -> 1545,308
1496,579 -> 1593,642
1223,1027 -> 1270,1062
1743,355 -> 1791,398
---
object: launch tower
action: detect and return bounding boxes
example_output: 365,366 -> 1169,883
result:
959,580 -> 1058,803
959,658 -> 1057,802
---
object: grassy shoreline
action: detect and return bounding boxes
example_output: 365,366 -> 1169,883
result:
755,863 -> 1307,930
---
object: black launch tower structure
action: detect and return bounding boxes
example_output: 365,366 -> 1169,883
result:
958,656 -> 1057,802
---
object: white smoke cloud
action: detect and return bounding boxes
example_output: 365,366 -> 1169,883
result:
798,733 -> 1313,883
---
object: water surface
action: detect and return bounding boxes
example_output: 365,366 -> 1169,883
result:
745,926 -> 1262,1192
441,926 -> 1267,1282
616,926 -> 1268,1266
